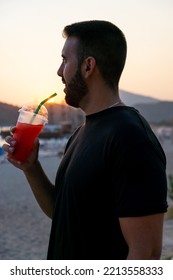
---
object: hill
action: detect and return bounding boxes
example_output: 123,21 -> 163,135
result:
0,91 -> 173,126
135,101 -> 173,125
0,101 -> 84,127
0,102 -> 19,125
120,90 -> 159,105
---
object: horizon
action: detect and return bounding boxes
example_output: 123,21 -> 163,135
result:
0,88 -> 172,108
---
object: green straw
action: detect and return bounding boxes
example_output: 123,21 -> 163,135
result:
30,92 -> 57,123
34,92 -> 57,114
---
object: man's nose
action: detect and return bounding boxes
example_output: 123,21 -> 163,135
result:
57,63 -> 63,77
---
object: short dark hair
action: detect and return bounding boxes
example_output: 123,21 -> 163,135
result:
63,20 -> 127,89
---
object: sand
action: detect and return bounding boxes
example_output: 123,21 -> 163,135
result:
0,141 -> 173,260
0,156 -> 59,260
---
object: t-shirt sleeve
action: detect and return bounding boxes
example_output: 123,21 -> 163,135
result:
115,142 -> 168,217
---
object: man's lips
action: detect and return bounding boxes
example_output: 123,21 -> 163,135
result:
62,79 -> 66,93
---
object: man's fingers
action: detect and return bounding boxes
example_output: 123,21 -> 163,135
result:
4,136 -> 13,144
2,144 -> 15,154
10,126 -> 16,135
2,136 -> 16,154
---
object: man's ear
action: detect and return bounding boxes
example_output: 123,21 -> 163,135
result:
82,56 -> 96,77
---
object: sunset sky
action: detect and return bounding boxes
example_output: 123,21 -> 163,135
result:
0,0 -> 173,106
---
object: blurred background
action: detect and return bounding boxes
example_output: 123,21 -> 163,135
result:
0,0 -> 173,260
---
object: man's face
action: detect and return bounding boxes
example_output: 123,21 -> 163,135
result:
57,37 -> 88,108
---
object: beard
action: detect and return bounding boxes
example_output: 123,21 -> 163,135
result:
64,67 -> 88,108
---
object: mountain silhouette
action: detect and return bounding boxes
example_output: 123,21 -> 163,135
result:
0,90 -> 173,125
120,90 -> 159,106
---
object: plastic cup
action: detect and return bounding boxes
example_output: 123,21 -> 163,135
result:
11,103 -> 48,163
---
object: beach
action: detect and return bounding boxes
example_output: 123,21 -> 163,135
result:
0,141 -> 173,260
0,156 -> 59,260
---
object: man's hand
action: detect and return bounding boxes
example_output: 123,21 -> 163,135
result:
2,127 -> 40,171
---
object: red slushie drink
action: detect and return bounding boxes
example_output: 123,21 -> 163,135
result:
12,103 -> 48,163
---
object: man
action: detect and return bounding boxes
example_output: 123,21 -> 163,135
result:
3,20 -> 167,259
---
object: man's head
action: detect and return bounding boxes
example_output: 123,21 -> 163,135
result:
63,20 -> 127,89
58,20 -> 127,108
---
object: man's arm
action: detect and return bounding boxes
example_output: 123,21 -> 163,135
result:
119,213 -> 164,259
3,136 -> 55,219
23,160 -> 55,219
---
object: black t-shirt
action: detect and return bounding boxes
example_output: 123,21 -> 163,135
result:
47,106 -> 168,260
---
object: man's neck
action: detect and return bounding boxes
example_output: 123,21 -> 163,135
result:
80,87 -> 125,115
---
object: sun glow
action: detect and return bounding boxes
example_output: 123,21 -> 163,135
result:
47,97 -> 56,103
40,91 -> 65,106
